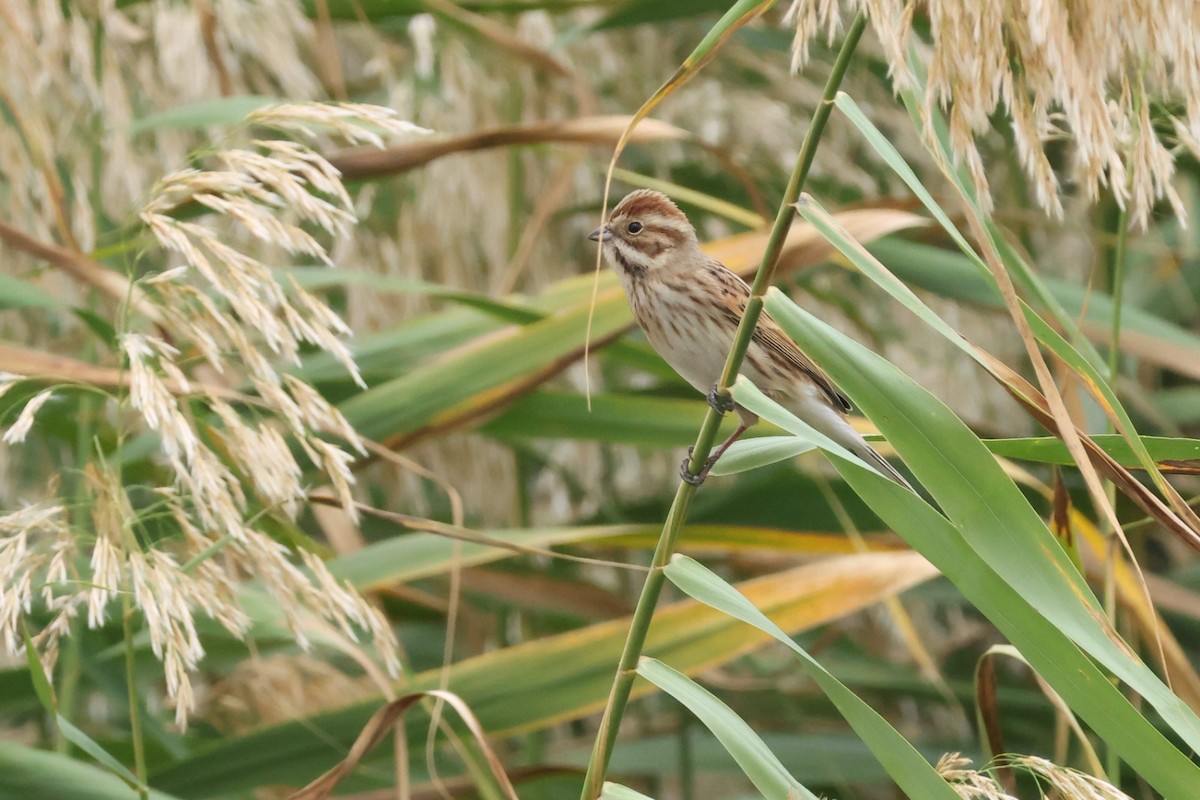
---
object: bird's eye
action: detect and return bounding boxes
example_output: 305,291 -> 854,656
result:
627,221 -> 643,234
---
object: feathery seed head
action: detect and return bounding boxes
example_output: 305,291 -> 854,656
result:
787,0 -> 1200,227
2,104 -> 413,728
935,752 -> 1132,800
2,391 -> 56,445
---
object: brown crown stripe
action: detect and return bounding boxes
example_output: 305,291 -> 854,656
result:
612,189 -> 688,222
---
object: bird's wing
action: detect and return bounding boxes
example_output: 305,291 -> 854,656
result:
709,262 -> 851,413
752,311 -> 852,412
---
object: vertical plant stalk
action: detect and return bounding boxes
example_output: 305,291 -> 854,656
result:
122,591 -> 149,800
1102,204 -> 1129,611
1107,206 -> 1129,383
1103,203 -> 1129,787
578,13 -> 868,799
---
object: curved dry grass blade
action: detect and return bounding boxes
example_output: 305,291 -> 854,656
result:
1079,321 -> 1200,382
973,651 -> 1007,774
641,0 -> 775,105
155,551 -> 939,797
1005,462 -> 1200,712
976,348 -> 1200,552
285,690 -> 518,800
330,116 -> 689,180
711,209 -> 928,281
978,645 -> 1106,778
795,194 -> 1200,554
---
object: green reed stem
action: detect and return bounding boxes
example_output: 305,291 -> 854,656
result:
578,13 -> 868,798
1103,199 -> 1129,791
122,591 -> 149,800
1107,205 -> 1128,383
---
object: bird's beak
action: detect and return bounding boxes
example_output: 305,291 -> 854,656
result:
587,226 -> 613,243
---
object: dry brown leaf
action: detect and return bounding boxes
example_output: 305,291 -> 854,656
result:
707,208 -> 930,276
1079,321 -> 1200,381
285,689 -> 518,800
0,219 -> 159,321
1006,460 -> 1200,713
0,342 -> 247,400
975,345 -> 1200,552
460,567 -> 632,620
329,116 -> 689,180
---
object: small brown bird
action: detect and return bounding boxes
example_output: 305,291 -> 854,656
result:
589,189 -> 910,488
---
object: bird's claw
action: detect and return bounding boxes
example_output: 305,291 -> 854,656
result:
707,383 -> 735,414
680,446 -> 716,486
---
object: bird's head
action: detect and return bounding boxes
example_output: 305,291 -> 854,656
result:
588,189 -> 699,277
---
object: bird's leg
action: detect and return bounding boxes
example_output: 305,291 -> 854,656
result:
679,423 -> 749,486
681,385 -> 749,485
706,383 -> 736,414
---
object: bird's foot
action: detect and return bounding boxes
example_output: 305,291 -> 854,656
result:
680,446 -> 717,486
707,383 -> 735,414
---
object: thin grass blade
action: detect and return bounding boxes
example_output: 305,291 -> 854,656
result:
762,288 -> 1200,758
636,658 -> 818,800
664,555 -> 960,799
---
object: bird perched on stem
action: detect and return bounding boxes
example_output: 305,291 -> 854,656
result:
589,189 -> 910,489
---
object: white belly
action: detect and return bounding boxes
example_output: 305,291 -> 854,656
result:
629,279 -> 788,399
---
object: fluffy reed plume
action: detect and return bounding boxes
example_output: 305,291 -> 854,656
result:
0,0 -> 327,254
0,103 -> 425,727
787,0 -> 1200,227
1012,755 -> 1134,800
936,753 -> 1133,800
936,754 -> 1017,800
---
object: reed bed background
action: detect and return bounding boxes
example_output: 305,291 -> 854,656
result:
1,1 -> 1199,799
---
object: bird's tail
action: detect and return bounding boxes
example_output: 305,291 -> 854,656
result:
784,398 -> 914,491
816,410 -> 913,491
844,436 -> 914,491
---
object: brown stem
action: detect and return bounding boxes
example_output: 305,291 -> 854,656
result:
0,219 -> 158,320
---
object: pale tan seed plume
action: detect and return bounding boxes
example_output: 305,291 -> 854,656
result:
0,105 -> 418,728
786,0 -> 1200,228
